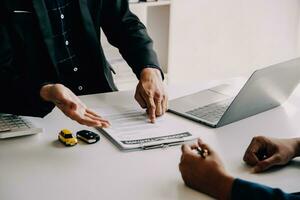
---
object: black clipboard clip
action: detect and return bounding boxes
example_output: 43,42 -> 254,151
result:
141,139 -> 185,150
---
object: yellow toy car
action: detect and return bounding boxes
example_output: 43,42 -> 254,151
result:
58,129 -> 78,146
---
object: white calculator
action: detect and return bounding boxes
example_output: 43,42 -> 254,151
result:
0,114 -> 43,139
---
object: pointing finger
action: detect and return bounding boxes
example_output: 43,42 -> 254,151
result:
155,96 -> 163,116
143,93 -> 156,123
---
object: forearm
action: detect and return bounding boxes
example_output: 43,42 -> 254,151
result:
0,83 -> 54,117
0,23 -> 55,117
0,63 -> 54,117
101,0 -> 160,78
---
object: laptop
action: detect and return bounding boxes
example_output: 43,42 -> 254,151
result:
169,57 -> 300,128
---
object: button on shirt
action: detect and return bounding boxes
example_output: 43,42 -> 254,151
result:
44,0 -> 83,93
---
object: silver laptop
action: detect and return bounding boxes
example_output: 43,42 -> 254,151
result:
169,57 -> 300,128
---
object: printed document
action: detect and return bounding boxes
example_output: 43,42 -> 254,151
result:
95,106 -> 196,151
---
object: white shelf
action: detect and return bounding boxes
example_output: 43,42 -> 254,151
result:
130,1 -> 171,7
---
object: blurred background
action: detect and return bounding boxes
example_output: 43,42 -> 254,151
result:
101,0 -> 300,90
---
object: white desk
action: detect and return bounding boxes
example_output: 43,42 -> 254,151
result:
1,80 -> 300,200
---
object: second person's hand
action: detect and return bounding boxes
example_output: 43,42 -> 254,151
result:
243,136 -> 300,173
40,84 -> 110,127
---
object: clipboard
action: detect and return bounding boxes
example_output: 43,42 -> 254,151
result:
94,106 -> 196,151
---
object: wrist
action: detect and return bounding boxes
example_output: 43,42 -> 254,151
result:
40,84 -> 55,101
216,174 -> 234,200
294,138 -> 300,157
140,67 -> 163,81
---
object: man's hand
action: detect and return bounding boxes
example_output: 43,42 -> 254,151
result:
134,68 -> 168,123
243,136 -> 300,173
40,84 -> 110,127
179,139 -> 234,200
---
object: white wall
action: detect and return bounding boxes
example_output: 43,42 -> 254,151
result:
168,0 -> 300,84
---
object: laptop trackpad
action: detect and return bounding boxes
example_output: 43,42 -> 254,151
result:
169,88 -> 231,113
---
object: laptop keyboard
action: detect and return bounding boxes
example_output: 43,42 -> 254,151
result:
186,98 -> 233,124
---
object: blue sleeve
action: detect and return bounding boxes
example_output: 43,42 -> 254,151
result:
231,178 -> 300,200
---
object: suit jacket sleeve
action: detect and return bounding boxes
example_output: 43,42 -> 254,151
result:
0,10 -> 54,117
231,178 -> 300,200
100,0 -> 161,79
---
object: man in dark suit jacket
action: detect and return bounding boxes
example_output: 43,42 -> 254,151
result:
179,137 -> 300,199
0,0 -> 167,126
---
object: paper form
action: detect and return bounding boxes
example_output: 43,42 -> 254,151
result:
94,106 -> 196,150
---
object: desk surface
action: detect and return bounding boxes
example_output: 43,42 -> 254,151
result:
1,80 -> 300,200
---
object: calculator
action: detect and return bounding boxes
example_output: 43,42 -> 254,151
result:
0,114 -> 43,139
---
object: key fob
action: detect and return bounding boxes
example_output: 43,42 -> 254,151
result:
76,130 -> 100,144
